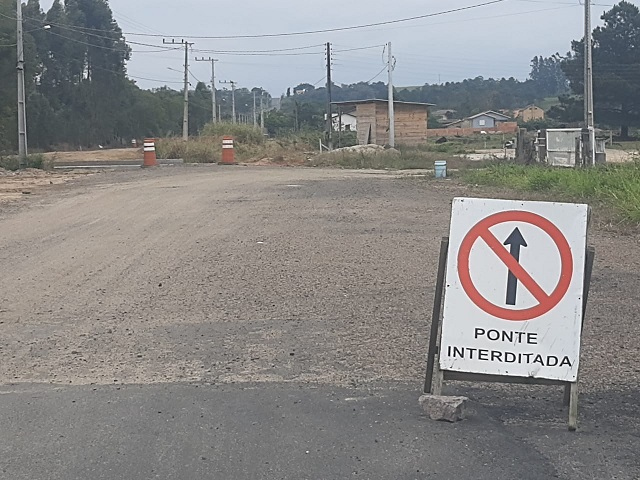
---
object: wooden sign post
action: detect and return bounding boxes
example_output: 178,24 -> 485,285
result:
424,198 -> 595,431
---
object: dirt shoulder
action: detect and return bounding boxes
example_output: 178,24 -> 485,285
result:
43,148 -> 142,163
0,168 -> 96,204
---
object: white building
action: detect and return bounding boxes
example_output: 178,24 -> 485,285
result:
332,112 -> 357,132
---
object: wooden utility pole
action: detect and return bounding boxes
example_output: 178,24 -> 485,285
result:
195,57 -> 218,123
219,80 -> 237,123
164,39 -> 194,140
16,0 -> 28,162
387,42 -> 395,148
325,42 -> 333,150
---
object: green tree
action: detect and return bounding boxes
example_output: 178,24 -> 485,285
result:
529,53 -> 569,97
0,0 -> 17,152
560,1 -> 640,137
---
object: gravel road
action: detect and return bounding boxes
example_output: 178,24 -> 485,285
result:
0,165 -> 638,479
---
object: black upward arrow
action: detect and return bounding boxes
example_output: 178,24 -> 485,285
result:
504,227 -> 528,306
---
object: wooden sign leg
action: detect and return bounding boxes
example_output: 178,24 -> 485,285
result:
566,246 -> 595,430
432,353 -> 444,396
424,238 -> 449,394
563,383 -> 571,406
568,379 -> 579,431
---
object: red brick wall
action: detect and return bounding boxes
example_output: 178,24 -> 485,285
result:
427,122 -> 518,138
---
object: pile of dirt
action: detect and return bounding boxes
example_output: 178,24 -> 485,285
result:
248,155 -> 307,167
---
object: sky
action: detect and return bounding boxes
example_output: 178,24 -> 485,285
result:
38,0 -> 620,97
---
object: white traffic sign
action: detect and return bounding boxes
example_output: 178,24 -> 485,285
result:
439,198 -> 589,382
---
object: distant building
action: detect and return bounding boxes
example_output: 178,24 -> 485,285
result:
445,110 -> 513,129
514,105 -> 545,122
332,99 -> 434,146
432,109 -> 459,124
332,112 -> 357,132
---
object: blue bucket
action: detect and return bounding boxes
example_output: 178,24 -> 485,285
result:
434,160 -> 447,178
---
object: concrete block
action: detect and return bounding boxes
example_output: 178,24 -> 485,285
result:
419,395 -> 469,422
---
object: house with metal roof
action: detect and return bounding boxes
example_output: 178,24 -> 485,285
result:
445,110 -> 513,129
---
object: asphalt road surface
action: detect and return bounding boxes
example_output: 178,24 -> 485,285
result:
0,165 -> 638,479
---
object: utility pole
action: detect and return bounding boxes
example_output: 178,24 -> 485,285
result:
584,0 -> 594,130
583,0 -> 595,166
16,0 -> 28,162
220,80 -> 237,123
164,39 -> 194,140
325,42 -> 333,150
195,57 -> 218,123
387,42 -> 396,148
260,93 -> 265,132
252,90 -> 257,128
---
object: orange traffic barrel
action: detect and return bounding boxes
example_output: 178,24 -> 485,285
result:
142,138 -> 158,168
220,136 -> 235,165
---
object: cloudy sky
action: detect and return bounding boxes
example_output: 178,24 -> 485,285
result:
39,0 -> 615,96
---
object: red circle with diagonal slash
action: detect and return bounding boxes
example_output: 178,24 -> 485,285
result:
458,210 -> 573,321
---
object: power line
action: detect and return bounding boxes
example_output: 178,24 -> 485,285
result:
192,50 -> 325,57
366,66 -> 388,84
0,11 -> 181,51
110,7 -> 166,36
333,44 -> 387,53
43,28 -> 129,52
36,45 -> 184,84
312,76 -> 327,87
119,0 -> 506,39
188,68 -> 204,84
194,44 -> 325,53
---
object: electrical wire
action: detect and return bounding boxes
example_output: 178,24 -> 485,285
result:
110,7 -> 166,36
78,0 -> 507,39
188,69 -> 204,85
366,66 -> 388,84
312,76 -> 327,87
44,28 -> 129,52
0,11 -> 181,51
194,44 -> 325,54
32,46 -> 184,85
333,44 -> 386,53
192,50 -> 325,57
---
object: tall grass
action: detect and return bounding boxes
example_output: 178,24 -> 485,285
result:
310,148 -> 459,170
200,122 -> 265,145
156,123 -> 266,163
464,162 -> 640,223
155,138 -> 221,163
156,124 -> 320,164
0,154 -> 49,170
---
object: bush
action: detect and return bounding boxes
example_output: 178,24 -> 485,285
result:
200,122 -> 265,145
156,138 -> 220,163
0,153 -> 49,171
